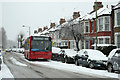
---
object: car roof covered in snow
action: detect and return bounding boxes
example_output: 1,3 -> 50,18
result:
78,49 -> 108,60
62,49 -> 78,57
52,47 -> 61,54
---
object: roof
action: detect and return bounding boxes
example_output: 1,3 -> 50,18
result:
81,7 -> 111,21
113,1 -> 120,9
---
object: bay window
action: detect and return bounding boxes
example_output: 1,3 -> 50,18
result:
99,18 -> 103,31
105,17 -> 110,31
117,12 -> 120,26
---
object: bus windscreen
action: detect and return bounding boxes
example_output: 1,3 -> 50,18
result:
31,36 -> 51,52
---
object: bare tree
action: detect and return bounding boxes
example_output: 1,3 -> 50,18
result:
17,32 -> 24,48
60,19 -> 85,51
1,27 -> 7,50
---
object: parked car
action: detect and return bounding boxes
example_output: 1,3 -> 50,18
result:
59,49 -> 78,63
52,47 -> 61,61
16,48 -> 25,54
12,48 -> 16,52
6,48 -> 12,52
107,48 -> 120,73
19,48 -> 24,54
74,49 -> 108,69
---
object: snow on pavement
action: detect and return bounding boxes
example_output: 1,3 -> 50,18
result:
2,62 -> 14,78
0,55 -> 14,79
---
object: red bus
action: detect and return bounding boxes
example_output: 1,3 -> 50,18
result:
24,36 -> 52,60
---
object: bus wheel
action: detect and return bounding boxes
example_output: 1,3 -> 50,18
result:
47,59 -> 51,62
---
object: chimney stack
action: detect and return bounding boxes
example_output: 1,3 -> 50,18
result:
43,26 -> 48,31
59,18 -> 66,25
38,28 -> 42,32
50,23 -> 56,28
73,12 -> 80,19
34,30 -> 38,34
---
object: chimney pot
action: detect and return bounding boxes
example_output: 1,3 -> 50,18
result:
73,12 -> 80,19
59,18 -> 66,25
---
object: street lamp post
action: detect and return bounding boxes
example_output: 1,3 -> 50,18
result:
22,25 -> 31,37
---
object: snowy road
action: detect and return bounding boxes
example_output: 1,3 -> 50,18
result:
2,52 -> 119,79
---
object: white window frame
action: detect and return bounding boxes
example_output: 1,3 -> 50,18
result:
98,17 -> 104,31
114,9 -> 120,27
85,21 -> 89,33
97,36 -> 110,44
115,32 -> 120,48
104,16 -> 110,31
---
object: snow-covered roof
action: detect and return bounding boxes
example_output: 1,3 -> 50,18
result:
81,7 -> 111,21
97,7 -> 111,16
48,27 -> 56,32
41,29 -> 49,35
113,1 -> 120,9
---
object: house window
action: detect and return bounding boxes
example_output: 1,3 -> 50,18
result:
59,43 -> 61,46
91,38 -> 95,45
117,35 -> 120,48
85,40 -> 89,49
105,17 -> 110,31
99,18 -> 103,31
65,42 -> 67,45
117,12 -> 120,26
99,38 -> 103,44
85,22 -> 89,33
105,38 -> 110,44
82,40 -> 84,49
91,21 -> 94,33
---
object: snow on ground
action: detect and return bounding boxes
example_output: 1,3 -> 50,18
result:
10,57 -> 27,66
28,60 -> 119,78
0,55 -> 14,79
14,52 -> 120,79
2,62 -> 14,78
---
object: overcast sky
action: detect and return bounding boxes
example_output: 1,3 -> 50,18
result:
0,0 -> 120,41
